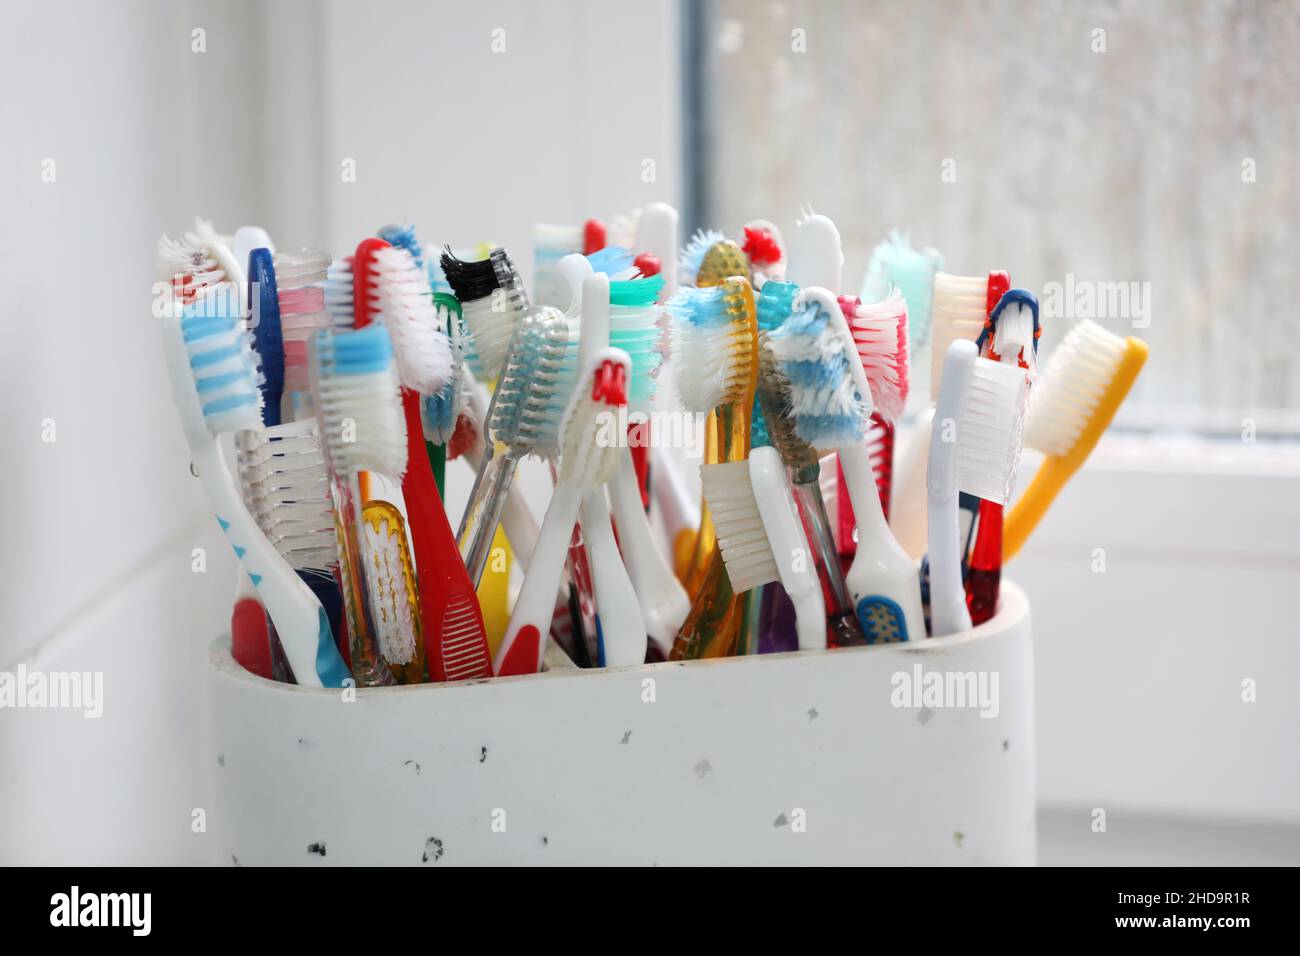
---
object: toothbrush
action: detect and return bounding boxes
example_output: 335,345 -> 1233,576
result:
860,230 -> 943,413
702,446 -> 826,650
420,292 -> 469,496
360,500 -> 424,683
741,220 -> 786,287
533,220 -> 606,307
159,280 -> 350,688
363,245 -> 492,682
309,323 -> 408,686
274,247 -> 334,419
668,276 -> 759,660
836,290 -> 910,562
927,339 -> 1028,637
1005,318 -> 1148,561
756,341 -> 865,647
966,287 -> 1039,624
577,272 -> 648,666
442,247 -> 526,383
652,444 -> 702,582
458,305 -> 575,587
767,286 -> 923,644
635,202 -> 679,300
605,273 -> 691,656
495,348 -> 632,676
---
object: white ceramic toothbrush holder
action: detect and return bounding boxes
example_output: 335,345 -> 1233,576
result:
206,582 -> 1034,865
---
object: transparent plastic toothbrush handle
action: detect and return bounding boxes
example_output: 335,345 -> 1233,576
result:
457,450 -> 520,588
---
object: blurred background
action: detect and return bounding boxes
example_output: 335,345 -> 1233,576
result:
1,0 -> 1297,864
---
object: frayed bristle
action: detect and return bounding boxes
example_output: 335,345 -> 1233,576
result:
861,230 -> 942,348
311,324 -> 407,478
445,248 -> 523,380
368,246 -> 454,393
701,460 -> 778,593
954,357 -> 1028,504
667,278 -> 755,413
157,234 -> 227,304
275,248 -> 332,391
586,245 -> 634,276
930,272 -> 990,402
844,290 -> 909,421
764,294 -> 869,450
489,307 -> 574,456
361,502 -> 421,667
1024,320 -> 1128,457
441,249 -> 500,302
757,345 -> 818,469
741,225 -> 782,268
179,287 -> 264,434
377,224 -> 423,271
236,418 -> 338,573
679,229 -> 726,284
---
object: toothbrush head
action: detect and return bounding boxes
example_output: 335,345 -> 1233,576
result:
984,287 -> 1040,371
608,274 -> 667,411
274,248 -> 332,394
756,344 -> 819,471
586,245 -> 635,277
701,458 -> 778,594
756,279 -> 799,332
1024,319 -> 1148,463
787,208 -> 843,292
667,275 -> 758,414
175,286 -> 264,435
235,418 -> 338,574
955,354 -> 1029,504
367,246 -> 455,394
741,223 -> 784,272
696,239 -> 749,288
157,234 -> 228,304
842,290 -> 910,422
309,323 -> 407,479
323,257 -> 356,328
931,271 -> 993,402
421,293 -> 469,445
441,248 -> 523,381
360,499 -> 422,677
377,224 -> 424,271
861,230 -> 942,347
557,347 -> 631,490
489,305 -> 575,458
764,286 -> 871,451
679,228 -> 726,285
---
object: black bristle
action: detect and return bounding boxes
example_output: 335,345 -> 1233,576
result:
440,247 -> 500,302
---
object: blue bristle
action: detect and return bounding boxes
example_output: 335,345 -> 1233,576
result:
756,280 -> 800,332
315,323 -> 393,376
766,299 -> 868,448
586,245 -> 634,276
378,224 -> 423,271
423,389 -> 456,434
181,292 -> 262,428
666,284 -> 729,327
860,230 -> 941,348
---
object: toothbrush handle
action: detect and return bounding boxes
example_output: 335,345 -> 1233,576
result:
401,391 -> 491,681
465,444 -> 539,568
458,449 -> 520,588
791,478 -> 854,614
334,473 -> 395,686
609,447 -> 690,656
195,442 -> 348,688
580,488 -> 647,667
1002,455 -> 1072,562
496,485 -> 585,676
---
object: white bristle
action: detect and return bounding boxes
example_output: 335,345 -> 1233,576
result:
849,289 -> 910,421
606,208 -> 641,250
992,301 -> 1035,370
931,272 -> 989,402
532,222 -> 584,251
668,283 -> 754,413
1025,319 -> 1127,456
313,334 -> 407,479
702,460 -> 779,593
361,515 -> 418,666
369,246 -> 454,393
954,357 -> 1028,504
236,419 -> 338,572
461,292 -> 522,381
323,258 -> 355,327
157,235 -> 226,293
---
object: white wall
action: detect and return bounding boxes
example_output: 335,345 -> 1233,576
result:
0,0 -> 681,864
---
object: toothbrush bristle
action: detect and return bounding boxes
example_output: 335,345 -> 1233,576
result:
741,225 -> 783,268
311,324 -> 407,478
702,460 -> 778,594
557,355 -> 629,489
1024,319 -> 1128,457
756,280 -> 799,332
179,286 -> 264,434
275,248 -> 332,392
609,275 -> 667,411
696,239 -> 749,287
679,229 -> 726,284
369,246 -> 454,393
360,504 -> 421,668
757,345 -> 819,469
489,306 -> 574,457
157,235 -> 227,303
765,296 -> 869,450
377,224 -> 424,271
323,258 -> 357,328
954,357 -> 1028,504
236,418 -> 338,573
586,245 -> 635,276
533,222 -> 585,252
442,248 -> 521,381
930,272 -> 989,402
844,290 -> 910,422
667,277 -> 755,413
861,230 -> 941,348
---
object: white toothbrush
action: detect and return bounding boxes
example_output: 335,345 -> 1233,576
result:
636,202 -> 679,298
927,339 -> 1028,637
702,446 -> 826,650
